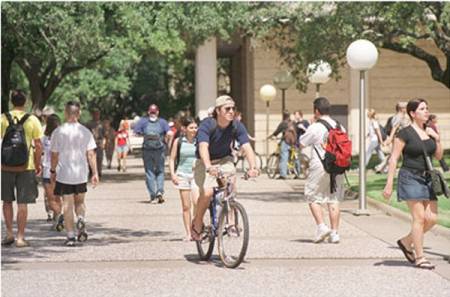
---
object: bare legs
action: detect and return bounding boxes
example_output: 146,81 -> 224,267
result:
63,193 -> 85,238
179,188 -> 199,240
2,202 -> 29,243
309,202 -> 340,231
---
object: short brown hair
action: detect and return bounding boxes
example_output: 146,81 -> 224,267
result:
11,90 -> 26,107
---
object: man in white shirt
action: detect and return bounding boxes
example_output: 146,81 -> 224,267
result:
299,97 -> 344,244
50,101 -> 99,246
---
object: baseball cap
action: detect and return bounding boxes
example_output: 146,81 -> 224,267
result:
215,95 -> 235,107
148,104 -> 159,114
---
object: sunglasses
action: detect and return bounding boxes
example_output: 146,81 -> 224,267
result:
224,106 -> 236,112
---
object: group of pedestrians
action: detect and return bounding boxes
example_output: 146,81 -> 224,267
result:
1,90 -> 447,271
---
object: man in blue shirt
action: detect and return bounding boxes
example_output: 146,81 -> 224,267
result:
191,95 -> 259,240
134,104 -> 173,203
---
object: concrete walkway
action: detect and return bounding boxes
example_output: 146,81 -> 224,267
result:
2,154 -> 450,297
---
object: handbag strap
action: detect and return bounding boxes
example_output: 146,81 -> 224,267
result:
414,129 -> 434,171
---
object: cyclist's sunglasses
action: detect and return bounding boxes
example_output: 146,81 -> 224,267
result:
223,106 -> 236,112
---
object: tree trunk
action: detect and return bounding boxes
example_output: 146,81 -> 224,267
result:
1,49 -> 14,113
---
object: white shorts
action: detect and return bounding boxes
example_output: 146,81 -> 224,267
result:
174,172 -> 198,191
304,165 -> 344,204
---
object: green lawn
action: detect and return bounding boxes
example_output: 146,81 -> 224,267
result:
347,171 -> 450,228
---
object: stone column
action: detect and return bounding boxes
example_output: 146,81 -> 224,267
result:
195,38 -> 217,120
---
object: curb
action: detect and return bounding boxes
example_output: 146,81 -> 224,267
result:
367,197 -> 450,239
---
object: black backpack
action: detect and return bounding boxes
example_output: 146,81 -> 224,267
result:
384,116 -> 394,139
1,112 -> 31,167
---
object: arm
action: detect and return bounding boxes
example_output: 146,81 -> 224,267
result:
426,127 -> 443,160
168,138 -> 179,185
383,137 -> 405,200
33,138 -> 42,176
199,142 -> 216,176
50,151 -> 59,184
241,143 -> 259,177
386,124 -> 399,145
87,149 -> 99,187
269,122 -> 284,138
165,130 -> 174,151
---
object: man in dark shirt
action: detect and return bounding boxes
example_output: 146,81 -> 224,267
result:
268,110 -> 295,179
191,95 -> 259,240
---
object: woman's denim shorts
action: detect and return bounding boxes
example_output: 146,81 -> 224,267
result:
397,167 -> 437,201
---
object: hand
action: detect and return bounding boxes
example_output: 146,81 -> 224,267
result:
207,166 -> 219,177
383,183 -> 393,201
425,127 -> 440,141
91,174 -> 99,188
35,164 -> 42,176
171,174 -> 179,185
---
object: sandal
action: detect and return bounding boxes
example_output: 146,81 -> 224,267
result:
397,239 -> 415,264
191,223 -> 204,241
415,256 -> 435,270
1,236 -> 15,246
15,239 -> 30,248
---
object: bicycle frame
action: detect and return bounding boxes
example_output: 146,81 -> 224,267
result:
209,173 -> 235,237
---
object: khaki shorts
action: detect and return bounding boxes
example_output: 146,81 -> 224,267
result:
304,165 -> 344,204
194,156 -> 236,191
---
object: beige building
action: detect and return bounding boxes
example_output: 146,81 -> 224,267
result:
195,37 -> 450,157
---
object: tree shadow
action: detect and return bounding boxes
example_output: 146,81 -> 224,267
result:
238,191 -> 307,203
1,218 -> 172,264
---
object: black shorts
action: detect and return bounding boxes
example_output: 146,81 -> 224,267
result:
54,182 -> 87,196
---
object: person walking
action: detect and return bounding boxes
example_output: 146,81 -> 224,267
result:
366,109 -> 386,169
191,95 -> 259,241
383,98 -> 443,269
133,104 -> 174,203
169,117 -> 199,241
115,120 -> 131,172
41,114 -> 63,229
268,110 -> 297,179
427,114 -> 449,172
299,97 -> 345,244
86,108 -> 105,177
1,90 -> 43,247
50,101 -> 99,246
103,119 -> 116,170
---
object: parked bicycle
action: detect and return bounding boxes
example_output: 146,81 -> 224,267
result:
232,146 -> 264,172
196,169 -> 250,268
266,140 -> 310,179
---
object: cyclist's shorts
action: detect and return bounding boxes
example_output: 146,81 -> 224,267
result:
194,156 -> 236,191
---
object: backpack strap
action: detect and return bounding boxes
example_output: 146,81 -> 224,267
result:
18,113 -> 31,126
4,112 -> 15,126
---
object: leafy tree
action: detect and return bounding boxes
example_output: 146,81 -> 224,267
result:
257,2 -> 450,91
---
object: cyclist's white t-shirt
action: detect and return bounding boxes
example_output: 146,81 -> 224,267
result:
51,122 -> 96,184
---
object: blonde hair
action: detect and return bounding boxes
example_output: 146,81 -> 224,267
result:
367,108 -> 377,119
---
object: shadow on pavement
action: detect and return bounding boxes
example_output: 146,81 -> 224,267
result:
183,254 -> 246,270
1,218 -> 172,264
238,191 -> 307,203
99,172 -> 172,184
373,260 -> 412,267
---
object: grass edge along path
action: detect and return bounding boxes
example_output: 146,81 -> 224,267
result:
347,172 -> 450,228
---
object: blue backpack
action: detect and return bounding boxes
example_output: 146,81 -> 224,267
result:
143,119 -> 164,150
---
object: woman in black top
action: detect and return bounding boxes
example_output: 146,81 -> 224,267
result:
383,98 -> 443,270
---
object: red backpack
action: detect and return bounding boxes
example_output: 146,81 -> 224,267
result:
314,119 -> 352,192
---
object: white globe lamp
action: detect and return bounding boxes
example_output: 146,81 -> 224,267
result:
307,61 -> 332,97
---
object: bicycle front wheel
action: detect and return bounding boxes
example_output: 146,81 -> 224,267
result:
196,206 -> 215,261
266,154 -> 279,179
217,201 -> 249,268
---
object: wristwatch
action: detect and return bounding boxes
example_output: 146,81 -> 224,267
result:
50,169 -> 56,174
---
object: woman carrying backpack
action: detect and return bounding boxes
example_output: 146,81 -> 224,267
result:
366,109 -> 386,169
168,117 -> 199,241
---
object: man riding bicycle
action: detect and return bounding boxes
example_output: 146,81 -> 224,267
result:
191,95 -> 259,241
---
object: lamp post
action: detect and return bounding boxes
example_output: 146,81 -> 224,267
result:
346,39 -> 378,216
259,84 -> 277,164
273,70 -> 294,113
307,61 -> 332,98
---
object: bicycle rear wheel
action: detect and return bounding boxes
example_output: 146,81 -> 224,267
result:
196,206 -> 215,261
217,201 -> 249,268
266,154 -> 279,179
242,152 -> 263,172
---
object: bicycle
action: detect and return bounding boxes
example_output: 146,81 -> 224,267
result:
196,169 -> 250,268
266,140 -> 310,179
232,147 -> 264,173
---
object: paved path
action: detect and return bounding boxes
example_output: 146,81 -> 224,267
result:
2,155 -> 450,297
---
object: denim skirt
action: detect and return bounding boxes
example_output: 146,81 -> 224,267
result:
397,168 -> 437,201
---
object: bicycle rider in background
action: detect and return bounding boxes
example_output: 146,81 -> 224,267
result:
268,110 -> 299,179
232,111 -> 256,161
191,95 -> 259,241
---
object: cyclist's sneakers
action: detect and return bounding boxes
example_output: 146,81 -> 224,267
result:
156,192 -> 165,204
65,237 -> 77,247
314,224 -> 331,243
329,231 -> 340,244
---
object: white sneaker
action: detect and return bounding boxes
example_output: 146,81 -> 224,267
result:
314,225 -> 331,243
329,232 -> 340,244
